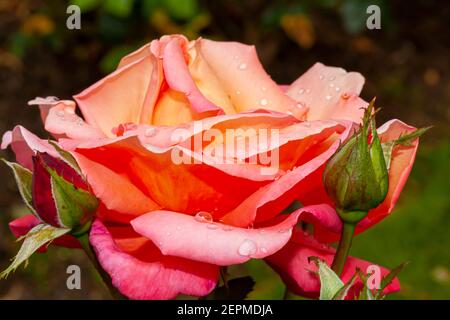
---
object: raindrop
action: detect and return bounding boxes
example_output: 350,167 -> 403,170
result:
329,83 -> 335,88
259,229 -> 266,234
296,102 -> 306,108
319,74 -> 325,80
335,87 -> 341,92
56,110 -> 65,117
297,88 -> 305,95
261,86 -> 267,92
259,98 -> 268,106
144,127 -> 157,137
325,95 -> 333,101
260,247 -> 268,254
238,239 -> 257,257
238,63 -> 247,70
329,76 -> 336,81
76,118 -> 84,126
194,211 -> 213,223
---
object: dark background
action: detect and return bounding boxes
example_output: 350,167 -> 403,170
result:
0,0 -> 449,299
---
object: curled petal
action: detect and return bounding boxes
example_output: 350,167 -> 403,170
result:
1,126 -> 57,170
195,39 -> 307,117
74,49 -> 162,136
131,204 -> 340,266
90,219 -> 218,300
44,104 -> 105,140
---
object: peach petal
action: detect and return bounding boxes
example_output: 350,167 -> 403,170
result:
286,62 -> 366,122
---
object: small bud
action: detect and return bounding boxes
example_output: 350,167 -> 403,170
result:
31,152 -> 98,230
323,99 -> 388,223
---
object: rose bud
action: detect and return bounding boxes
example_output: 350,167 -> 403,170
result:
323,99 -> 388,224
31,152 -> 98,231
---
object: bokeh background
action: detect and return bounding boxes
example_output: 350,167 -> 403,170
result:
0,0 -> 449,300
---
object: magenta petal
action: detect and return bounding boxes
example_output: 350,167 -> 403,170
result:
266,231 -> 400,298
131,204 -> 341,266
89,219 -> 219,300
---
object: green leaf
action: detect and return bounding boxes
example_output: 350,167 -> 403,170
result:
332,271 -> 359,300
309,257 -> 344,300
70,0 -> 101,12
49,167 -> 98,228
374,262 -> 408,299
0,224 -> 70,279
103,0 -> 135,18
1,159 -> 37,217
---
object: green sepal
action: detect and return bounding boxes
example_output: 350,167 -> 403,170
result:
0,224 -> 70,279
48,140 -> 82,175
309,257 -> 344,300
1,159 -> 38,218
47,166 -> 98,228
332,270 -> 359,300
374,262 -> 408,299
382,126 -> 431,170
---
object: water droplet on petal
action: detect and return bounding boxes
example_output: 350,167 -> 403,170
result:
329,76 -> 336,81
259,98 -> 268,106
238,63 -> 247,70
238,239 -> 257,257
236,90 -> 241,95
325,95 -> 332,101
261,86 -> 267,92
207,223 -> 219,230
259,229 -> 266,234
341,92 -> 351,100
76,118 -> 84,126
56,110 -> 65,117
195,211 -> 213,223
329,83 -> 335,88
260,247 -> 268,254
335,87 -> 341,92
278,228 -> 289,234
145,127 -> 157,137
305,89 -> 311,94
319,74 -> 325,80
297,88 -> 305,95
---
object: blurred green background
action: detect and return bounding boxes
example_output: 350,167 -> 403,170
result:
0,0 -> 449,299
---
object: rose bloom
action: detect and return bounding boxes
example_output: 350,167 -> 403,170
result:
2,35 -> 419,299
